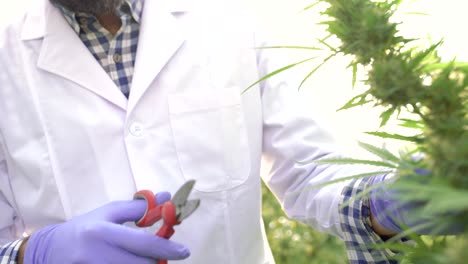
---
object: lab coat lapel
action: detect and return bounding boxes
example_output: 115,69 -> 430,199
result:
35,2 -> 127,110
126,0 -> 186,115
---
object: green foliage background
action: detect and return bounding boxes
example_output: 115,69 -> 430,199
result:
262,183 -> 347,264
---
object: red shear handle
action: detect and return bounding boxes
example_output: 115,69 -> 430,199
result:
156,201 -> 179,238
156,202 -> 181,264
134,193 -> 186,264
133,190 -> 163,227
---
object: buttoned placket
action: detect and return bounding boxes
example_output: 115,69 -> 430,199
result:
53,1 -> 141,99
110,14 -> 133,98
107,21 -> 127,81
76,12 -> 135,98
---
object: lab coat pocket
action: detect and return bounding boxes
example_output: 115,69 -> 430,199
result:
168,87 -> 250,192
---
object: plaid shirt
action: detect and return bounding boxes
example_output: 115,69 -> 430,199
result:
58,0 -> 143,98
0,240 -> 22,264
0,0 -> 400,262
340,177 -> 403,263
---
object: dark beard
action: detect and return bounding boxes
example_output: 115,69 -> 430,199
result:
50,0 -> 125,15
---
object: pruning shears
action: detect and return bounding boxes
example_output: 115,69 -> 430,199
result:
134,180 -> 200,264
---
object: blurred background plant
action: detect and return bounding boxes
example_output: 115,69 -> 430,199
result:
262,183 -> 347,264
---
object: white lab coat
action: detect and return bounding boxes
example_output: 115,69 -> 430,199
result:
0,0 -> 363,263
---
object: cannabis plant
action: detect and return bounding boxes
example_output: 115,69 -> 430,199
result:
313,0 -> 466,262
254,0 -> 467,263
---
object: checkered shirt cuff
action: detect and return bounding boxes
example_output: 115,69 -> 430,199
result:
0,239 -> 23,264
340,177 -> 402,264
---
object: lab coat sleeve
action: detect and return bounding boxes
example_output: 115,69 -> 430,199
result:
255,32 -> 373,238
0,134 -> 21,246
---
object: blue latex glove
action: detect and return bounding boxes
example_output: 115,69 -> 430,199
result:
369,173 -> 419,234
369,170 -> 459,235
24,192 -> 190,264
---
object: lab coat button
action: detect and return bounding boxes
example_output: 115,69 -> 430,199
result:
129,123 -> 144,137
113,54 -> 122,63
79,18 -> 88,25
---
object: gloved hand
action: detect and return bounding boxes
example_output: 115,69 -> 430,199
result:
369,169 -> 460,235
369,172 -> 419,235
24,192 -> 190,264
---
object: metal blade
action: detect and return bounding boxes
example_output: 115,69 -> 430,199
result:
177,199 -> 200,221
172,179 -> 196,207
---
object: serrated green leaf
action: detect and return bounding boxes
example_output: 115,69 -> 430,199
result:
309,158 -> 397,168
395,182 -> 468,214
404,11 -> 430,16
428,191 -> 468,214
379,107 -> 396,127
398,118 -> 425,129
317,35 -> 338,53
423,61 -> 468,71
298,54 -> 335,90
339,180 -> 385,209
351,63 -> 358,90
381,221 -> 430,246
365,132 -> 422,143
297,170 -> 392,192
302,1 -> 320,12
409,41 -> 443,69
389,0 -> 404,7
242,56 -> 317,94
369,237 -> 428,253
337,93 -> 371,111
358,141 -> 400,163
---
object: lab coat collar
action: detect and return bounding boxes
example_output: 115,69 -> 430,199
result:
20,0 -> 190,111
21,0 -> 191,112
26,1 -> 128,109
20,0 -> 191,41
125,0 -> 187,115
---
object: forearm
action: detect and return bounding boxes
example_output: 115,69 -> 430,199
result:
17,237 -> 29,264
370,210 -> 397,237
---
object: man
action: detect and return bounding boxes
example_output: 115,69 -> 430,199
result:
0,0 -> 418,263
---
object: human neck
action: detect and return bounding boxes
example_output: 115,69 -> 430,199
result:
96,13 -> 122,35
